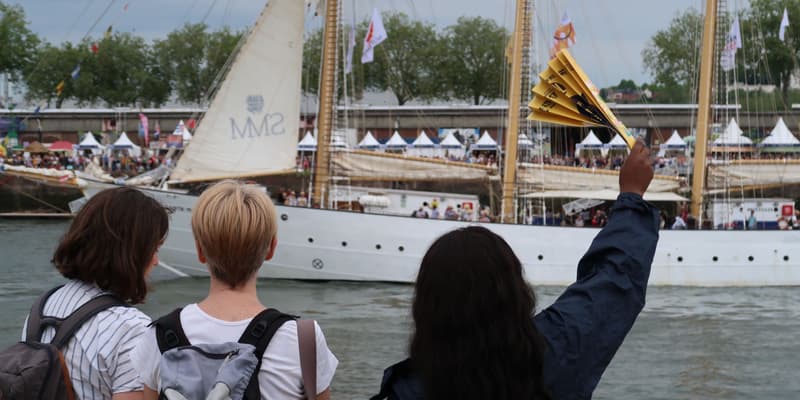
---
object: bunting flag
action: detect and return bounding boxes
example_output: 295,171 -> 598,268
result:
105,25 -> 113,39
139,113 -> 149,147
55,80 -> 65,96
33,105 -> 41,116
720,16 -> 742,72
90,43 -> 100,54
361,8 -> 388,64
344,22 -> 356,74
0,136 -> 7,157
550,13 -> 576,58
71,64 -> 81,80
780,8 -> 790,42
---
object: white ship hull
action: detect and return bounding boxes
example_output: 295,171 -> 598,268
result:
82,182 -> 800,286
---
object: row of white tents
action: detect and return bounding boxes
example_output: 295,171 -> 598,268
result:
575,117 -> 800,155
297,130 -> 529,158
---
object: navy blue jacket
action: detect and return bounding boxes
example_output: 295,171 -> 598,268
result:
373,192 -> 660,400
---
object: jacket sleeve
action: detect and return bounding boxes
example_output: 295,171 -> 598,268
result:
533,192 -> 659,400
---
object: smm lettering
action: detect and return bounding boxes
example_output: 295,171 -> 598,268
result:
230,113 -> 286,139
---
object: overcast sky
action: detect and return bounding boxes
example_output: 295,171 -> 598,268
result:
17,0 -> 710,88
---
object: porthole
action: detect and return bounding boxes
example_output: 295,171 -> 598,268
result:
376,244 -> 382,250
748,256 -> 754,262
784,255 -> 790,262
537,254 -> 544,261
398,246 -> 405,252
308,238 -> 314,243
281,214 -> 288,221
677,256 -> 683,263
341,241 -> 348,247
712,256 -> 718,262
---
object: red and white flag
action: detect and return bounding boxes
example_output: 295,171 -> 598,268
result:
361,8 -> 387,64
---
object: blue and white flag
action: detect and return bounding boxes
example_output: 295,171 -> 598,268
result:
720,17 -> 742,72
70,64 -> 81,80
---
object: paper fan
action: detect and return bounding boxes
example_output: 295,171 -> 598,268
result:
528,49 -> 636,148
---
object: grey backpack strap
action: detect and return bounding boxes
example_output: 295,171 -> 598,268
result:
50,294 -> 126,348
297,319 -> 317,400
25,285 -> 64,342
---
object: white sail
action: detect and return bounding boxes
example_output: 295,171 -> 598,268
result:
170,0 -> 304,182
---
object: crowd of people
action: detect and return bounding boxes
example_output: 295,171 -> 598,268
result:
1,150 -> 169,177
5,141 -> 657,399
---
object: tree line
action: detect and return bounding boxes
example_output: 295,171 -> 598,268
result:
2,3 -> 510,108
642,0 -> 800,107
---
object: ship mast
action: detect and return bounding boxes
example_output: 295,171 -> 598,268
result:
501,0 -> 531,223
312,0 -> 340,207
690,0 -> 718,224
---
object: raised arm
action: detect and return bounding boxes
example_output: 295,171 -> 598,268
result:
534,140 -> 659,399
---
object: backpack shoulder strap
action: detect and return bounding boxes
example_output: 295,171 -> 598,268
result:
238,308 -> 297,400
152,308 -> 189,353
25,285 -> 64,342
297,319 -> 317,400
50,294 -> 127,348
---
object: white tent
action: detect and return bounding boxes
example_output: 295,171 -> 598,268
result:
439,132 -> 466,158
297,131 -> 317,152
760,117 -> 800,148
409,130 -> 439,157
575,130 -> 605,153
663,130 -> 688,149
78,132 -> 104,151
713,118 -> 753,146
518,133 -> 535,150
357,131 -> 382,150
470,130 -> 499,152
385,130 -> 409,152
173,120 -> 193,142
112,132 -> 141,157
606,134 -> 629,150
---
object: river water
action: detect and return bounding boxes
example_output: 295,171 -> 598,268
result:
1,220 -> 799,399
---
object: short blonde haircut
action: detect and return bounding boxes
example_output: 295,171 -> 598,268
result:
191,180 -> 277,287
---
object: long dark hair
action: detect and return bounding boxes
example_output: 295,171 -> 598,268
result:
410,226 -> 550,399
52,187 -> 169,304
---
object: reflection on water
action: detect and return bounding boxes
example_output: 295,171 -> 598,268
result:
1,221 -> 799,398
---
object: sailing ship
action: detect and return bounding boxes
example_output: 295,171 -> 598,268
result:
80,0 -> 800,286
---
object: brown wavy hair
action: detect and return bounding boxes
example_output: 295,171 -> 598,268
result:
52,187 -> 169,304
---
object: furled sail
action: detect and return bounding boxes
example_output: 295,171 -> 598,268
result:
517,164 -> 683,193
331,151 -> 494,181
170,0 -> 304,183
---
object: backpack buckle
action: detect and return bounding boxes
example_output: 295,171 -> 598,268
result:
251,320 -> 268,338
165,330 -> 180,347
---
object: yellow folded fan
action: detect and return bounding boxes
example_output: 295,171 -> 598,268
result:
528,49 -> 636,149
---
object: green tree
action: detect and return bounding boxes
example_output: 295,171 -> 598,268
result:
0,2 -> 39,87
745,0 -> 800,106
368,12 -> 443,105
642,8 -> 703,103
155,23 -> 242,105
23,42 -> 84,108
441,16 -> 508,105
91,33 -> 160,107
616,79 -> 637,91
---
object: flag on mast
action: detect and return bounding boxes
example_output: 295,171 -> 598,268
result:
344,21 -> 357,73
720,16 -> 742,72
550,13 -> 576,58
55,80 -> 65,96
780,8 -> 790,42
70,64 -> 81,80
361,8 -> 387,64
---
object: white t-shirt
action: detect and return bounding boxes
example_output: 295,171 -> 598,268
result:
22,280 -> 151,399
131,303 -> 338,398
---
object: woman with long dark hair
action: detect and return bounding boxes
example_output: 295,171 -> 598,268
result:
374,140 -> 659,399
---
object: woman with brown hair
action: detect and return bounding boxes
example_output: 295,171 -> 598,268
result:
22,187 -> 169,399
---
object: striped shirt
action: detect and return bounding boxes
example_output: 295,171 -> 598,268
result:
22,280 -> 151,399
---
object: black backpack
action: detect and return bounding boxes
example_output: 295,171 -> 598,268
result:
152,308 -> 297,400
0,285 -> 126,400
